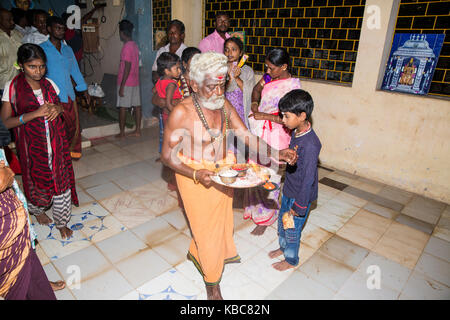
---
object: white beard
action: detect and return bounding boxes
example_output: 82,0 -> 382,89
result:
199,94 -> 225,110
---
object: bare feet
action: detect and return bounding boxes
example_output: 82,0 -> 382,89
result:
127,131 -> 141,137
35,213 -> 52,225
251,225 -> 268,236
272,260 -> 295,271
268,248 -> 283,259
50,280 -> 65,291
206,284 -> 223,300
115,132 -> 125,139
58,226 -> 73,239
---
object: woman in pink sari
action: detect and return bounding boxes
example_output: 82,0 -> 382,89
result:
245,48 -> 301,235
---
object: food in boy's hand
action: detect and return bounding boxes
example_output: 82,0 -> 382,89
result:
282,212 -> 295,229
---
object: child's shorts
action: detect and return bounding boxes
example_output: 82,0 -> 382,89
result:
117,85 -> 141,108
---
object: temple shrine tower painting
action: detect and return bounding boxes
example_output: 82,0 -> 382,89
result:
382,33 -> 445,95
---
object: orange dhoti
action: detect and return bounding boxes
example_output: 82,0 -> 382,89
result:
176,152 -> 240,286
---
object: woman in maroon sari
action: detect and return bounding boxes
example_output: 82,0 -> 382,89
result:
1,43 -> 78,239
0,150 -> 57,300
0,113 -> 62,299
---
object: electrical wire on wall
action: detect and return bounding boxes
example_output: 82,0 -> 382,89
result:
100,2 -> 125,41
80,2 -> 125,79
81,46 -> 104,78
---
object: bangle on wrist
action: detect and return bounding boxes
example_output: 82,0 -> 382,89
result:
193,170 -> 199,184
19,115 -> 25,125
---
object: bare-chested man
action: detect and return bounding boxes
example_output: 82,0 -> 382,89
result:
161,52 -> 297,300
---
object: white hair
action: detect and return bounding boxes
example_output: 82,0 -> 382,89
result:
189,51 -> 228,85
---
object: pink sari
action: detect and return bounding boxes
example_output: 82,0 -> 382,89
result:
248,77 -> 301,150
244,77 -> 301,226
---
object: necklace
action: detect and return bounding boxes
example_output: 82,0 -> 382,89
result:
192,93 -> 229,143
294,121 -> 311,138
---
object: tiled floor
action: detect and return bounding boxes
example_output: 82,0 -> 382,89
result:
32,125 -> 450,300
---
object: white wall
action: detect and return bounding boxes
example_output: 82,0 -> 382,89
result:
300,0 -> 450,203
171,0 -> 204,47
82,0 -> 125,84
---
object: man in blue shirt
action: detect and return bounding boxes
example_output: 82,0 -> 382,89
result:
40,16 -> 90,160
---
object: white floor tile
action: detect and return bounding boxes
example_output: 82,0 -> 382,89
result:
270,270 -> 335,300
112,174 -> 150,191
319,236 -> 369,270
220,269 -> 270,300
77,172 -> 112,189
238,251 -> 295,292
115,248 -> 171,288
135,269 -> 202,300
71,268 -> 133,300
42,263 -> 76,300
119,290 -> 140,300
414,253 -> 450,286
152,232 -> 191,266
424,236 -> 450,263
86,182 -> 123,201
96,230 -> 148,264
235,222 -> 278,249
131,217 -> 179,247
355,252 -> 412,292
233,234 -> 262,262
161,209 -> 189,230
337,272 -> 400,300
299,251 -> 354,292
175,260 -> 206,292
53,245 -> 112,284
400,271 -> 450,300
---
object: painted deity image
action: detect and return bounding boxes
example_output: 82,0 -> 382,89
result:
382,33 -> 445,95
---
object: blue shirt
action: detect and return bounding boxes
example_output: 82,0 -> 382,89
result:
283,128 -> 322,216
40,39 -> 87,103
